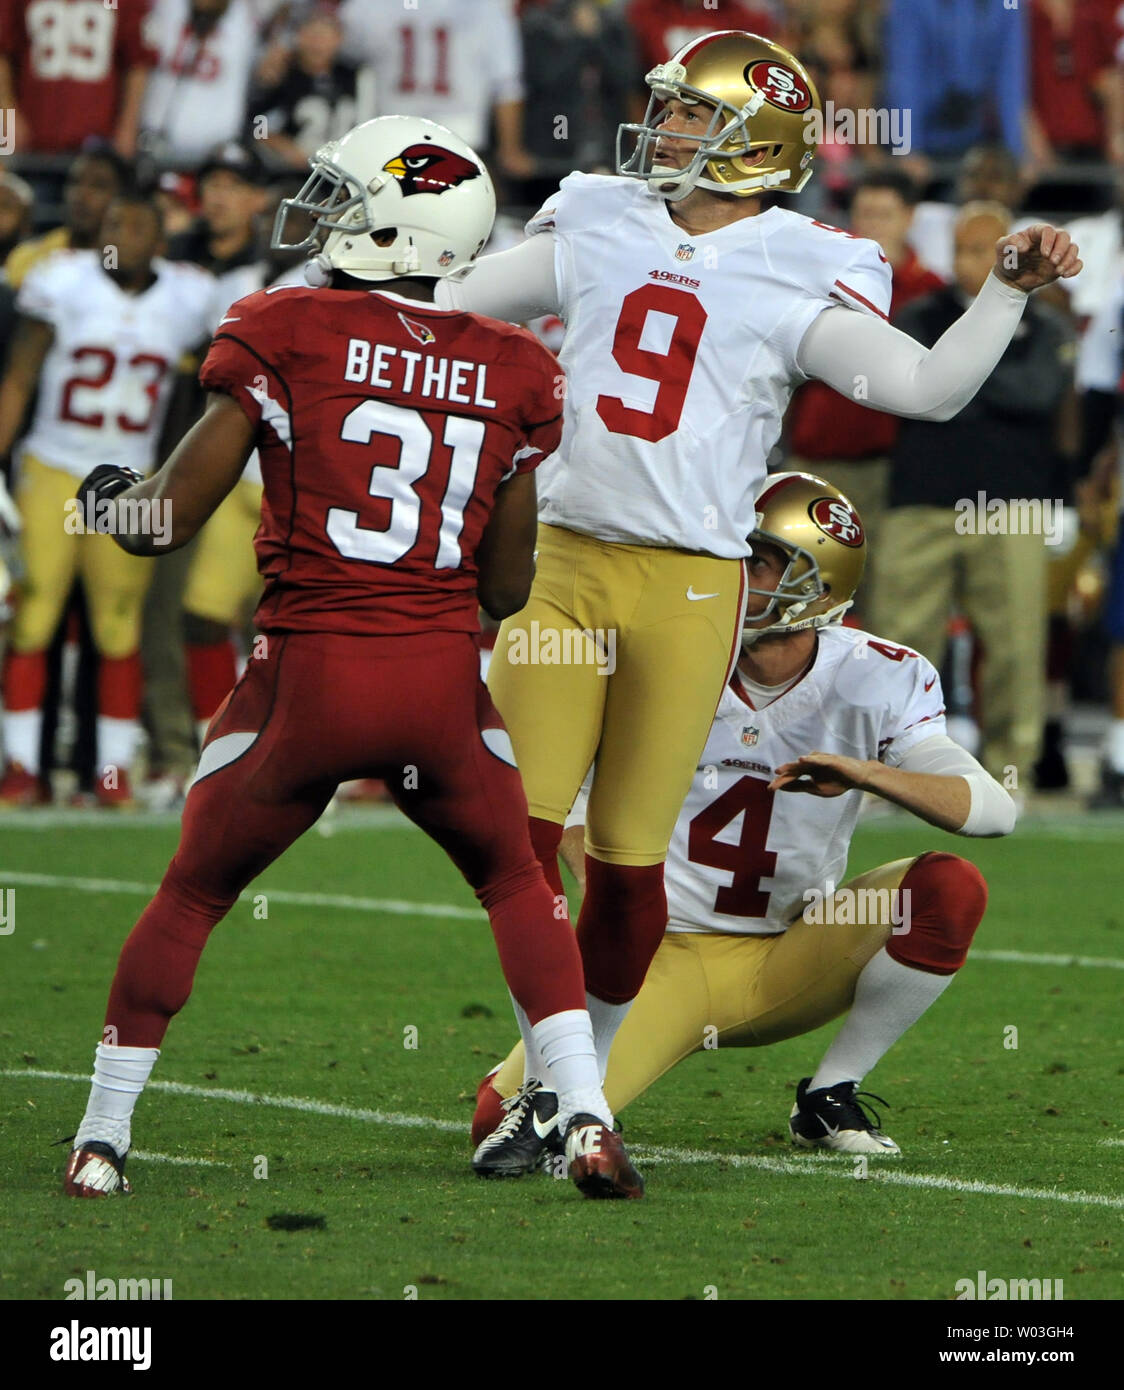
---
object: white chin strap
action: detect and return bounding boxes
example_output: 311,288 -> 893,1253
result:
741,599 -> 854,648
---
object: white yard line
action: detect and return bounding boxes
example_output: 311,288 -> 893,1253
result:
5,869 -> 1124,971
131,1149 -> 227,1167
0,869 -> 482,921
8,1069 -> 1121,1211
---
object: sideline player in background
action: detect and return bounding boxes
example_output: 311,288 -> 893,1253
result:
0,190 -> 218,806
438,29 -> 1079,1164
62,117 -> 640,1202
473,474 -> 1015,1171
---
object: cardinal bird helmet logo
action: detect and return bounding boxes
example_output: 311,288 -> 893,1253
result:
382,144 -> 482,197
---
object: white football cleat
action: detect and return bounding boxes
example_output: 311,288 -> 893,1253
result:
789,1078 -> 901,1155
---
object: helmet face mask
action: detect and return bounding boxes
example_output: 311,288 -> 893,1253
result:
271,116 -> 496,283
616,30 -> 820,202
741,474 -> 865,649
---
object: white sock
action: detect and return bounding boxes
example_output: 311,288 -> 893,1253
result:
809,948 -> 954,1092
74,1043 -> 160,1157
511,995 -> 551,1088
97,716 -> 140,781
586,991 -> 632,1080
531,1008 -> 611,1129
1106,719 -> 1124,774
3,707 -> 42,772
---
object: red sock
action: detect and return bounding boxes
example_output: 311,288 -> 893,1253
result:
477,859 -> 585,1024
186,639 -> 237,721
528,816 -> 564,897
104,862 -> 237,1048
576,858 -> 666,1004
98,652 -> 142,719
2,649 -> 47,711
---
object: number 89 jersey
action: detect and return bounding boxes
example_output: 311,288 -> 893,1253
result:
15,249 -> 218,478
199,284 -> 564,637
665,626 -> 945,936
528,173 -> 891,558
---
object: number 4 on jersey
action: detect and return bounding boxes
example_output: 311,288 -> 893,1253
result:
687,775 -> 777,918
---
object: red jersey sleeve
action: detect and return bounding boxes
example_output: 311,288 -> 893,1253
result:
198,289 -> 294,444
510,330 -> 564,475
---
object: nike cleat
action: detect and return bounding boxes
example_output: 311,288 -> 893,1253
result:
564,1114 -> 644,1199
471,1079 -> 563,1178
63,1141 -> 132,1197
789,1077 -> 901,1155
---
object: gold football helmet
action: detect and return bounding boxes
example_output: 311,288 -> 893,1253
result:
616,29 -> 821,202
742,472 -> 865,646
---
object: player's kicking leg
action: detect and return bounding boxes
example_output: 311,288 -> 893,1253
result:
63,632 -> 641,1201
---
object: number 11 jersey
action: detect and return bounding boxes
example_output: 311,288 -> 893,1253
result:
527,172 -> 892,558
198,284 -> 564,637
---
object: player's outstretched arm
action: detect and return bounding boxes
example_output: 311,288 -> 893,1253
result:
83,393 -> 255,557
798,225 -> 1082,423
435,233 -> 561,323
770,735 -> 1016,837
476,470 -> 539,620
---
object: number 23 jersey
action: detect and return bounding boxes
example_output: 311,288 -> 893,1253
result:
528,173 -> 891,558
15,249 -> 218,477
666,626 -> 945,936
199,285 -> 563,637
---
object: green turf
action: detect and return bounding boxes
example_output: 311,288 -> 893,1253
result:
1,814 -> 1122,1300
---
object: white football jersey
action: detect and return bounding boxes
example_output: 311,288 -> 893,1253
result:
665,626 -> 945,936
339,0 -> 523,150
16,251 -> 218,479
527,173 -> 892,557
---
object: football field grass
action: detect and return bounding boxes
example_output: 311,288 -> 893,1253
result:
1,809 -> 1122,1301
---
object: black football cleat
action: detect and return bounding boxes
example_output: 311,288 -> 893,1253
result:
789,1077 -> 900,1155
471,1079 -> 563,1178
564,1114 -> 644,1199
63,1141 -> 132,1197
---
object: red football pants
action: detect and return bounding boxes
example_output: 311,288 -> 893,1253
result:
104,631 -> 586,1046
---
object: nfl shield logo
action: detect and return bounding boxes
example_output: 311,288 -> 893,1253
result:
741,726 -> 759,747
675,243 -> 695,262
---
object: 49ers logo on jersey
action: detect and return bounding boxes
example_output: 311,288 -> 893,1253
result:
809,497 -> 864,547
746,61 -> 812,112
382,144 -> 481,196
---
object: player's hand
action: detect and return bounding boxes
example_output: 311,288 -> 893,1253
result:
75,465 -> 143,527
769,752 -> 875,798
993,225 -> 1081,292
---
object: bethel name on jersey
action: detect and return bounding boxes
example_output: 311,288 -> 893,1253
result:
15,250 -> 218,479
666,626 -> 945,937
199,286 -> 563,638
526,172 -> 891,557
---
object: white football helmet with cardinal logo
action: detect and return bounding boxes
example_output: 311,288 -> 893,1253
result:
273,115 -> 496,282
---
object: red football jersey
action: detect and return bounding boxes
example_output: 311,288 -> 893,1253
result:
199,285 -> 564,637
0,0 -> 158,154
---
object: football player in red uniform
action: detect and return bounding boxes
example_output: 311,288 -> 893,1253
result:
61,116 -> 641,1202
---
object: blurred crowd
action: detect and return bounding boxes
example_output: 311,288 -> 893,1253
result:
1,0 -> 1123,814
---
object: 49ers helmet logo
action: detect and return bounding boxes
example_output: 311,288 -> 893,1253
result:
746,61 -> 812,112
809,496 -> 864,546
382,144 -> 482,196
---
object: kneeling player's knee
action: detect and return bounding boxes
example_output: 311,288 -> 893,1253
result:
888,852 -> 988,976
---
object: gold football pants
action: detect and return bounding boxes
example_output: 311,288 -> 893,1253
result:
11,454 -> 152,657
490,858 -> 919,1111
487,523 -> 746,866
182,478 -> 263,625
